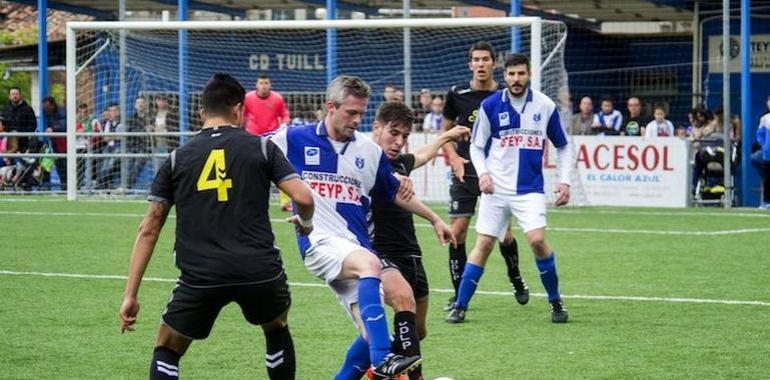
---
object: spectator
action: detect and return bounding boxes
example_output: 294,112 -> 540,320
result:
685,109 -> 700,139
148,94 -> 178,172
422,96 -> 444,133
96,104 -> 122,189
394,88 -> 405,103
757,95 -> 770,209
75,103 -> 100,189
414,88 -> 433,131
570,96 -> 593,135
592,97 -> 622,135
243,73 -> 290,137
42,96 -> 66,190
645,106 -> 675,137
2,86 -> 36,153
383,83 -> 397,102
126,96 -> 152,189
620,96 -> 649,136
0,116 -> 14,186
702,107 -> 722,137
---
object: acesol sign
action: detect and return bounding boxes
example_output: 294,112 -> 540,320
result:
544,136 -> 691,207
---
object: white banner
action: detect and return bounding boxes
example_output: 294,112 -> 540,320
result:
544,136 -> 691,207
707,34 -> 770,73
364,133 -> 691,207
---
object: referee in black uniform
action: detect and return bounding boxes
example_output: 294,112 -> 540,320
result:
441,41 -> 529,310
119,73 -> 314,380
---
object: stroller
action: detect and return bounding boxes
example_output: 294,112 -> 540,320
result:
6,139 -> 52,191
692,133 -> 737,205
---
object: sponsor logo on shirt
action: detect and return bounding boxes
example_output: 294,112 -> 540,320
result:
305,147 -> 320,165
355,156 -> 365,169
302,171 -> 363,205
533,113 -> 541,124
498,130 -> 544,150
499,111 -> 510,127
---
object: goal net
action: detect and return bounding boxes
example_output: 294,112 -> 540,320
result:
66,17 -> 586,205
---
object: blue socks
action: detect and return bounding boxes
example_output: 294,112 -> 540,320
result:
358,276 -> 390,365
334,335 -> 370,380
536,252 -> 561,301
456,262 -> 485,310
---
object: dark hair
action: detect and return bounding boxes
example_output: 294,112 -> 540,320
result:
107,103 -> 119,109
9,86 -> 21,94
653,105 -> 666,113
258,73 -> 270,81
78,103 -> 88,110
468,41 -> 496,61
201,73 -> 245,117
503,53 -> 530,71
600,96 -> 614,105
376,101 -> 416,127
42,95 -> 56,105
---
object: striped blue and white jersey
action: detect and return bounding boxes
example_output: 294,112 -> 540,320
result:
471,88 -> 569,195
593,110 -> 623,131
271,122 -> 400,258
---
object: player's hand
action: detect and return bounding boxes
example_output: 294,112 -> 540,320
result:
432,219 -> 457,248
441,126 -> 471,143
394,173 -> 415,202
286,215 -> 313,236
479,172 -> 495,194
553,183 -> 570,207
449,155 -> 469,182
119,296 -> 140,334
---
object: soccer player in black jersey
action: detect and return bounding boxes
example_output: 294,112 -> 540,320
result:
370,102 -> 468,380
441,41 -> 529,310
119,73 -> 314,380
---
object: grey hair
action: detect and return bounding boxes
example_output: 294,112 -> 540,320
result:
326,75 -> 371,107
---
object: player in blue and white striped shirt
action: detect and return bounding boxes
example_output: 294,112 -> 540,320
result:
446,54 -> 571,324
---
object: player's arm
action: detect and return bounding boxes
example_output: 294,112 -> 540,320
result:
614,113 -> 624,132
278,96 -> 290,128
120,200 -> 171,333
441,117 -> 469,182
412,126 -> 470,169
280,178 -> 314,236
546,109 -> 571,206
394,195 -> 456,247
470,105 -> 493,194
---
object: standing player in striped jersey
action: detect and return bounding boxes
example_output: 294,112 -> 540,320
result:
446,54 -> 572,324
271,75 -> 446,379
441,41 -> 529,311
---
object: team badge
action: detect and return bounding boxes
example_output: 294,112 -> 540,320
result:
499,112 -> 510,127
355,156 -> 365,169
305,146 -> 320,165
533,113 -> 542,124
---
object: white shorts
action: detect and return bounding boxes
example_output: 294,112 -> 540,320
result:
476,192 -> 547,240
303,235 -> 371,322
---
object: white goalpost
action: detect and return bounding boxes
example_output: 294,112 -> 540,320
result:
65,17 -> 583,205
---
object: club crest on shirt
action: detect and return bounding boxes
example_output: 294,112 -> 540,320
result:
533,113 -> 542,124
355,156 -> 365,169
305,146 -> 320,165
499,112 -> 510,127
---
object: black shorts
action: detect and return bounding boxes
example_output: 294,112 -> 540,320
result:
161,272 -> 291,340
380,255 -> 429,300
448,176 -> 480,218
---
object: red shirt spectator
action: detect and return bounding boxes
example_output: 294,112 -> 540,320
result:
243,74 -> 289,136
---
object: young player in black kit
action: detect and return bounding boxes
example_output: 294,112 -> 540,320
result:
441,41 -> 530,310
370,102 -> 469,380
119,73 -> 314,380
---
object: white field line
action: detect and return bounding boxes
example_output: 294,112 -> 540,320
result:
1,197 -> 769,218
1,269 -> 768,307
1,210 -> 768,236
